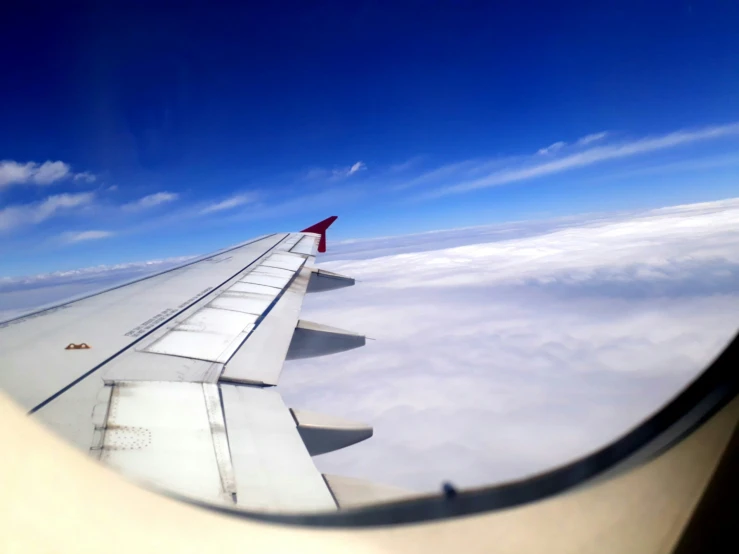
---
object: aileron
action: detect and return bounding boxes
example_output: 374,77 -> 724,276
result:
99,381 -> 230,505
221,385 -> 337,512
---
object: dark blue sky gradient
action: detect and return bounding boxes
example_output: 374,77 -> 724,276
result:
1,1 -> 739,274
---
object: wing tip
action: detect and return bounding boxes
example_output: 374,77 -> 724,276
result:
300,216 -> 338,253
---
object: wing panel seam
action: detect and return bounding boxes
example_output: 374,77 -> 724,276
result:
217,261 -> 307,369
28,234 -> 291,414
203,383 -> 237,503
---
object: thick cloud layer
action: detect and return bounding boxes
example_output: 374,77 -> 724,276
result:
279,198 -> 739,493
1,198 -> 737,496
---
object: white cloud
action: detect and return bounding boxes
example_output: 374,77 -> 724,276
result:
0,160 -> 69,187
330,161 -> 366,179
426,121 -> 739,197
536,132 -> 608,155
61,230 -> 114,243
334,199 -> 739,289
395,159 -> 493,190
0,161 -> 33,185
123,191 -> 179,211
29,161 -> 71,184
0,192 -> 95,231
537,141 -> 566,155
305,161 -> 368,181
73,172 -> 96,183
278,197 -> 739,492
327,161 -> 367,179
200,193 -> 255,214
577,131 -> 609,146
0,160 -> 95,187
347,161 -> 366,176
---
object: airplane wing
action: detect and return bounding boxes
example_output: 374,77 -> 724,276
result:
0,216 -> 391,513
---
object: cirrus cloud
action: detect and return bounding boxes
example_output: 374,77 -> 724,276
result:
123,191 -> 179,211
537,141 -> 566,155
345,161 -> 366,176
576,131 -> 609,146
200,193 -> 256,214
61,230 -> 115,243
414,121 -> 739,199
306,161 -> 367,181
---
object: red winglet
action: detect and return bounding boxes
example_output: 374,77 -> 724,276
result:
301,216 -> 338,253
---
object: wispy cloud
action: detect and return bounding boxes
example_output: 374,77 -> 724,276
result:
537,141 -> 566,155
0,160 -> 95,188
123,191 -> 179,211
576,131 -> 609,146
73,172 -> 96,183
329,161 -> 367,179
62,230 -> 114,243
538,132 -> 608,156
0,192 -> 96,231
200,193 -> 255,214
306,161 -> 367,181
345,161 -> 366,176
395,159 -> 483,190
428,121 -> 739,198
588,152 -> 739,184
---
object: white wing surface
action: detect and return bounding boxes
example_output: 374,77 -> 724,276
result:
0,217 -> 389,512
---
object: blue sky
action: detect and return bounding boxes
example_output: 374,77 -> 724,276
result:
2,2 -> 739,276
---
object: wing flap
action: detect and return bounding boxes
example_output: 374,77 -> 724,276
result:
220,384 -> 337,512
99,381 -> 233,505
95,378 -> 339,511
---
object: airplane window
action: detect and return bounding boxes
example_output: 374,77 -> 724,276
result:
1,3 -> 737,533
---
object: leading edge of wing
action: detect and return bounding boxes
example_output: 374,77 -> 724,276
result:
3,216 -> 338,326
0,233 -> 277,327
